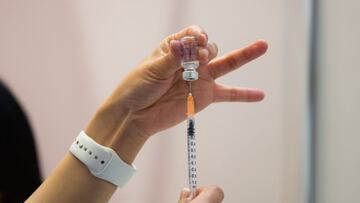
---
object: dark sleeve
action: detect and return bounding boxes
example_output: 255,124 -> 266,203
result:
0,81 -> 42,203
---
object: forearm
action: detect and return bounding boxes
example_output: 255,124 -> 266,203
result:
26,153 -> 116,203
27,106 -> 147,203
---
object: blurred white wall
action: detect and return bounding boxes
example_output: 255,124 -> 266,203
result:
316,0 -> 360,202
0,0 -> 308,202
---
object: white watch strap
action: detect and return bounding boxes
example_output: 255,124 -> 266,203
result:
69,131 -> 136,187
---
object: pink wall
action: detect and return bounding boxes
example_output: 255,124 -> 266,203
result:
0,0 -> 307,202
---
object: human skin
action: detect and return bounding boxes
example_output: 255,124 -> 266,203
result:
26,25 -> 268,203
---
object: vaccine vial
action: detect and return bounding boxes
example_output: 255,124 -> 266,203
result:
181,36 -> 199,81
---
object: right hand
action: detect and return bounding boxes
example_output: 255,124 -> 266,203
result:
178,186 -> 224,203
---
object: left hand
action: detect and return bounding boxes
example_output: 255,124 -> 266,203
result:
85,25 -> 268,162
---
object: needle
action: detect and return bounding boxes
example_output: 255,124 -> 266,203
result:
188,81 -> 192,94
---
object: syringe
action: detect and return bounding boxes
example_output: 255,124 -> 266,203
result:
181,35 -> 199,199
186,88 -> 197,198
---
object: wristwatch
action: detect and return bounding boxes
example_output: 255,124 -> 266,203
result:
69,131 -> 136,187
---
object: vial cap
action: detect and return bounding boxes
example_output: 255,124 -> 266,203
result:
183,71 -> 198,81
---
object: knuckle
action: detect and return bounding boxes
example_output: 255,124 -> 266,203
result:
229,87 -> 237,101
165,33 -> 177,44
207,66 -> 218,79
226,54 -> 239,70
242,48 -> 254,61
187,25 -> 206,36
169,33 -> 177,40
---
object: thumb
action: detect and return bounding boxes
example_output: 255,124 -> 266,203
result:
145,25 -> 208,80
178,187 -> 191,203
147,39 -> 183,80
191,186 -> 224,203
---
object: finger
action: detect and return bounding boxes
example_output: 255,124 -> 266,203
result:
165,25 -> 208,46
191,186 -> 224,203
207,41 -> 218,61
151,26 -> 208,79
198,47 -> 209,64
178,188 -> 191,203
146,39 -> 182,79
198,41 -> 218,65
207,40 -> 268,79
213,83 -> 265,103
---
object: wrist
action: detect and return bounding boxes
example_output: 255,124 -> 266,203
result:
85,105 -> 148,164
109,116 -> 148,164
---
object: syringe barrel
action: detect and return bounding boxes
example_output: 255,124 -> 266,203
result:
187,117 -> 197,194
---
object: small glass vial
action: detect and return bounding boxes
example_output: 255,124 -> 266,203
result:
181,36 -> 199,81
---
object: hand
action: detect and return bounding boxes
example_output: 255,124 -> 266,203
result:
85,25 -> 268,163
178,187 -> 224,203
